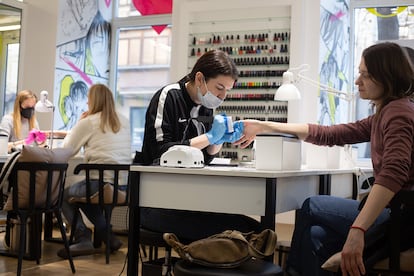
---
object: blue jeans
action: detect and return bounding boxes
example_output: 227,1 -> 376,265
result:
286,195 -> 390,276
62,180 -> 107,237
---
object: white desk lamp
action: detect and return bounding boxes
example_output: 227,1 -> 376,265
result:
35,90 -> 55,148
274,64 -> 355,122
274,64 -> 358,167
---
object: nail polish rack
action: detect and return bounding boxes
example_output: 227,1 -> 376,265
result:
188,21 -> 291,161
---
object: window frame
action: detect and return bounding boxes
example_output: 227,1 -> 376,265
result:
109,2 -> 172,153
109,11 -> 172,95
350,0 -> 414,165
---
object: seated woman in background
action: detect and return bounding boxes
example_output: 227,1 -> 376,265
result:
0,90 -> 39,152
235,42 -> 414,275
56,84 -> 131,259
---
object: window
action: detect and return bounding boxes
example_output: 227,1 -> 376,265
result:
351,3 -> 414,159
3,42 -> 19,115
111,0 -> 172,152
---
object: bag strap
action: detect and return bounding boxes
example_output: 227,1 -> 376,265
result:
245,229 -> 278,259
163,232 -> 190,261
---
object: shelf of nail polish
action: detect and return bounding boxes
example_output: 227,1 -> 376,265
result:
189,32 -> 290,45
189,44 -> 289,57
232,81 -> 279,89
216,105 -> 288,115
188,30 -> 290,58
233,56 -> 289,66
224,93 -> 275,101
187,17 -> 292,161
238,70 -> 284,78
188,56 -> 289,70
217,102 -> 287,114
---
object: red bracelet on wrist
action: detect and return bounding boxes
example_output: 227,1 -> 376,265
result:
350,225 -> 366,233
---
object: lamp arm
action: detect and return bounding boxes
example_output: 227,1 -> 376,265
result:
44,99 -> 54,108
297,73 -> 352,102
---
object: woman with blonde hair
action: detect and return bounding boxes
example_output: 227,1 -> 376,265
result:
0,90 -> 39,151
57,83 -> 131,259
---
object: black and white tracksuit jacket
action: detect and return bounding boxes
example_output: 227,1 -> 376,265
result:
141,80 -> 214,165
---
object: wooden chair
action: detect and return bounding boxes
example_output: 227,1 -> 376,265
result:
322,190 -> 414,275
370,190 -> 414,275
0,162 -> 75,276
68,163 -> 130,264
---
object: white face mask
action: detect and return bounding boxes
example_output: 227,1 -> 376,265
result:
197,80 -> 223,109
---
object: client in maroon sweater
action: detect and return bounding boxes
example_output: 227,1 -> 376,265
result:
235,42 -> 414,276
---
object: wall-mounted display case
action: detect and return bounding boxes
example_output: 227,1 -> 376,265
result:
187,17 -> 291,161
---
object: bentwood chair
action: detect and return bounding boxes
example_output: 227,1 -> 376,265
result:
0,162 -> 75,276
369,190 -> 414,275
68,163 -> 130,264
322,189 -> 414,276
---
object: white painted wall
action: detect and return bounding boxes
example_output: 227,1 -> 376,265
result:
20,0 -> 58,130
171,0 -> 321,125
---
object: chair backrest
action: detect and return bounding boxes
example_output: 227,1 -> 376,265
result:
7,162 -> 68,211
71,163 -> 131,207
386,190 -> 414,274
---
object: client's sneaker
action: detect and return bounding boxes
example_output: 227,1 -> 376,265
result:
2,237 -> 9,250
95,235 -> 123,252
108,236 -> 123,252
94,232 -> 123,252
57,240 -> 95,259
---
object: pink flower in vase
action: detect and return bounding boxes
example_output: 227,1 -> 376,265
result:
25,129 -> 47,146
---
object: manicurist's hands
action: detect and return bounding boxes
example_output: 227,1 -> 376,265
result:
340,228 -> 366,276
214,121 -> 244,145
206,114 -> 228,144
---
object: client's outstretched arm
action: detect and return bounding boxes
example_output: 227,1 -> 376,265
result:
234,119 -> 309,148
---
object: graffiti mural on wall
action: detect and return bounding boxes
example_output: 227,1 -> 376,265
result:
318,0 -> 350,125
54,0 -> 112,130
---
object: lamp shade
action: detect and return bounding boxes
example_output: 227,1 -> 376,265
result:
274,71 -> 301,101
34,90 -> 55,149
35,90 -> 54,112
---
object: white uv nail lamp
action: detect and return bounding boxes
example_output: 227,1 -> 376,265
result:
160,145 -> 205,168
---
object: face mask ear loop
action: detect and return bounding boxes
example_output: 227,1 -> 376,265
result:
204,78 -> 209,93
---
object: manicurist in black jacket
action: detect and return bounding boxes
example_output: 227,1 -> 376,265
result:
138,49 -> 262,241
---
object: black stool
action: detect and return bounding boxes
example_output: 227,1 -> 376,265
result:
140,228 -> 173,276
174,258 -> 284,276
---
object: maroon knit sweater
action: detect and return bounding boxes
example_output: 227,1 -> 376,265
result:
305,97 -> 414,193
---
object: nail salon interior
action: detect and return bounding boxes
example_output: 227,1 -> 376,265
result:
0,0 -> 413,275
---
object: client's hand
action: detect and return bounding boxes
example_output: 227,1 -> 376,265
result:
50,130 -> 68,138
214,121 -> 244,145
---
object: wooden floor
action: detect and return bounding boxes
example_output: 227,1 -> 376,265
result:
0,212 -> 295,275
0,230 -> 135,276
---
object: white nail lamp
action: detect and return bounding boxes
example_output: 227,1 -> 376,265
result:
274,64 -> 355,122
